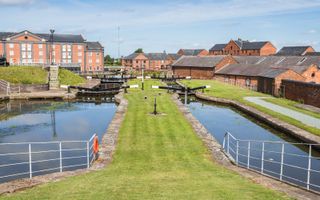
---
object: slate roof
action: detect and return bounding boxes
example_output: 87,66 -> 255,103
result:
146,53 -> 168,60
305,52 -> 320,56
86,42 -> 103,50
172,56 -> 227,68
0,31 -> 86,43
234,40 -> 269,50
209,44 -> 227,51
258,68 -> 291,78
276,46 -> 313,56
179,49 -> 206,56
123,53 -> 144,60
168,53 -> 182,60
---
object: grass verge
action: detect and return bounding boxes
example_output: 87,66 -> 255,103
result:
182,79 -> 320,136
0,66 -> 47,84
0,79 -> 289,200
58,68 -> 85,86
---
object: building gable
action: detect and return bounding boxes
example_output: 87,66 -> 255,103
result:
9,30 -> 45,42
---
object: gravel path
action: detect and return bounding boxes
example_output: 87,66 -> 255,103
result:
245,97 -> 320,129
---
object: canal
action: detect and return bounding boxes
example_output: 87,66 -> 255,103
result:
185,97 -> 320,192
0,98 -> 117,183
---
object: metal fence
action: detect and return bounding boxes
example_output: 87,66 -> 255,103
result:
0,79 -> 10,95
0,134 -> 97,183
222,132 -> 320,193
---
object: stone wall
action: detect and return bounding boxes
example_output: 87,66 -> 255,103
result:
282,79 -> 320,108
10,84 -> 49,93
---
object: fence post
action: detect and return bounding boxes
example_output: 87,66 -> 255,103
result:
307,145 -> 312,190
29,144 -> 32,179
261,142 -> 265,174
87,141 -> 90,169
280,143 -> 284,181
236,140 -> 239,165
59,142 -> 62,173
247,141 -> 251,169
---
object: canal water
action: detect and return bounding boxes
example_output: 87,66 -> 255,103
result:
185,97 -> 320,192
0,98 -> 117,183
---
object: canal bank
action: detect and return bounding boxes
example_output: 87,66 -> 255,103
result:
171,93 -> 320,199
0,91 -> 126,194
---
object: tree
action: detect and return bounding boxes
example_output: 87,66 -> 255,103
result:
134,48 -> 144,53
104,55 -> 121,66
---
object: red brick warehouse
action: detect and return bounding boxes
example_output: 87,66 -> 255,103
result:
0,30 -> 104,73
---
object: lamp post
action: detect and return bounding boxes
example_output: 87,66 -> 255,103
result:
141,62 -> 145,90
50,29 -> 55,65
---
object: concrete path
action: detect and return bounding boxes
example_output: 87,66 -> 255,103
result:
244,97 -> 320,129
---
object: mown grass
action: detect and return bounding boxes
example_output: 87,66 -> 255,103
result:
59,68 -> 85,86
0,66 -> 85,86
182,79 -> 320,136
0,66 -> 48,84
0,80 -> 289,200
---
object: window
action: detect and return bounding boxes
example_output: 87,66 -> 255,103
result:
78,59 -> 82,63
27,52 -> 32,58
89,52 -> 92,56
311,72 -> 315,78
78,52 -> 82,56
89,59 -> 92,63
22,52 -> 26,58
39,51 -> 43,56
27,44 -> 31,51
21,44 -> 26,51
62,45 -> 66,51
9,51 -> 14,56
9,43 -> 14,48
67,52 -> 72,58
245,78 -> 251,87
39,59 -> 43,63
96,53 -> 100,56
78,45 -> 82,50
67,45 -> 71,52
38,44 -> 43,49
96,59 -> 100,63
62,53 -> 66,59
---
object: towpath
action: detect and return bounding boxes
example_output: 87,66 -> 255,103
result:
245,97 -> 320,129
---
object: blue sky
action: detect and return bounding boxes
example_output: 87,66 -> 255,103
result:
1,0 -> 320,57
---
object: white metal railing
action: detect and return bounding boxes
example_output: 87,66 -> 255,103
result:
0,134 -> 97,183
0,79 -> 10,95
222,132 -> 320,193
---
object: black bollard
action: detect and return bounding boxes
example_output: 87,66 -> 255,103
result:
68,86 -> 71,93
153,97 -> 157,115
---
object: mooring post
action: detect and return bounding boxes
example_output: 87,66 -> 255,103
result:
184,86 -> 188,105
59,142 -> 63,172
68,86 -> 71,93
29,144 -> 32,179
307,144 -> 312,190
154,97 -> 157,115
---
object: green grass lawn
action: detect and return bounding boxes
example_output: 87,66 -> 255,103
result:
59,68 -> 85,86
182,79 -> 320,136
0,80 -> 289,200
0,66 -> 85,86
0,66 -> 48,84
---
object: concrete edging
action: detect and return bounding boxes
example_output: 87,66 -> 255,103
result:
171,93 -> 320,200
0,91 -> 127,195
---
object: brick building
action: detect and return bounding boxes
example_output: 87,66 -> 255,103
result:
172,55 -> 236,79
0,30 -> 104,73
215,56 -> 320,95
121,52 -> 177,71
177,49 -> 208,56
209,39 -> 276,56
276,46 -> 315,56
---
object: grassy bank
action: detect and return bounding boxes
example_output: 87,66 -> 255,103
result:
0,66 -> 47,84
0,66 -> 85,86
0,80 -> 289,200
182,79 -> 320,136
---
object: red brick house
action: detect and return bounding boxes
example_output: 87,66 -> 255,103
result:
177,49 -> 208,56
172,55 -> 236,79
121,52 -> 177,71
209,39 -> 276,56
0,30 -> 104,73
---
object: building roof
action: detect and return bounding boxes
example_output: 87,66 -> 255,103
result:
179,49 -> 206,56
172,56 -> 227,68
258,68 -> 290,78
168,53 -> 182,60
123,53 -> 144,60
86,42 -> 103,50
146,53 -> 168,60
305,52 -> 320,56
233,39 -> 269,50
0,31 -> 86,43
209,44 -> 227,51
276,46 -> 313,56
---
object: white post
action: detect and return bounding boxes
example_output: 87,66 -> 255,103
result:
307,145 -> 312,190
29,144 -> 32,179
227,133 -> 230,155
236,140 -> 239,165
184,87 -> 187,105
261,142 -> 265,174
247,141 -> 251,169
59,142 -> 62,172
280,143 -> 284,181
87,141 -> 90,169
